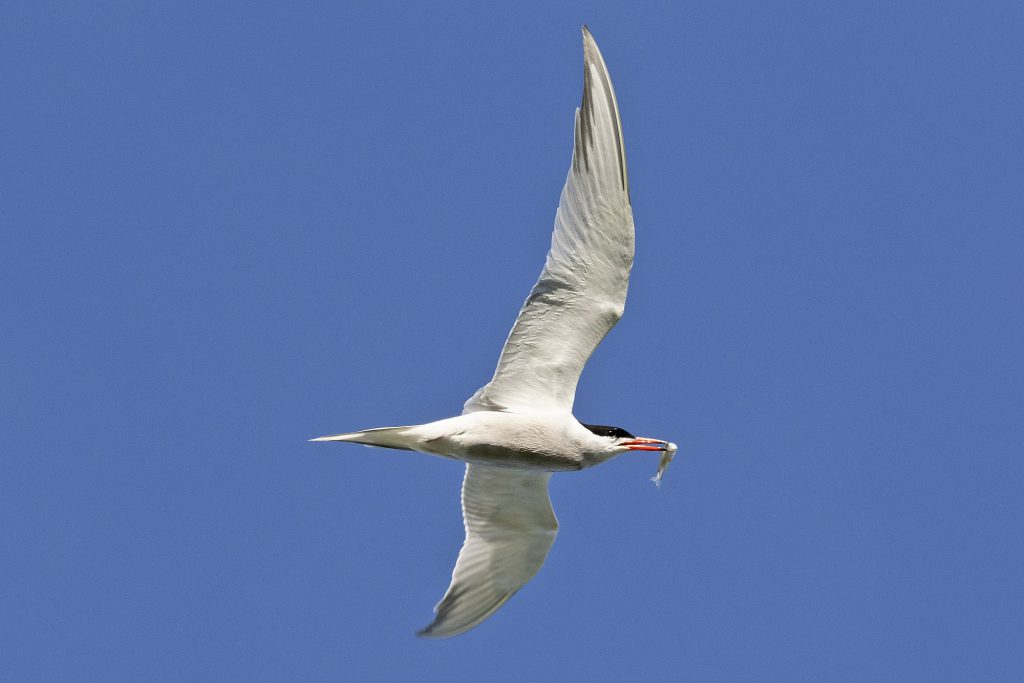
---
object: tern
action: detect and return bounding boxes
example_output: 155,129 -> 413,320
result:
313,27 -> 674,638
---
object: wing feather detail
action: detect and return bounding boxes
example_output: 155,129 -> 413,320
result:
465,27 -> 634,415
418,465 -> 557,638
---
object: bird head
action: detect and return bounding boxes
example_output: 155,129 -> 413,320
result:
581,423 -> 672,456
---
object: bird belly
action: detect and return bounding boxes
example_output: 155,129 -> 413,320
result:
416,435 -> 584,471
458,443 -> 584,471
406,413 -> 588,471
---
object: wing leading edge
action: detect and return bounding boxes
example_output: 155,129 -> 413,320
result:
418,465 -> 557,638
464,27 -> 634,415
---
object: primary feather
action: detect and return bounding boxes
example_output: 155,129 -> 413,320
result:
464,27 -> 634,415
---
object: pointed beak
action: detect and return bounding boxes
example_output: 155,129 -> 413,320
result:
622,437 -> 670,452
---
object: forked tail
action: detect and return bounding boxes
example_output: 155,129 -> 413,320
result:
309,426 -> 417,451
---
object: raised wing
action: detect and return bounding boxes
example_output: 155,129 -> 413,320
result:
464,27 -> 634,415
418,464 -> 558,638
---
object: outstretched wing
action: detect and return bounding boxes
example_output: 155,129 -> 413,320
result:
465,27 -> 634,415
418,464 -> 558,638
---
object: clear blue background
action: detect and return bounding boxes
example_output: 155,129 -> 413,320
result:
2,1 -> 1022,680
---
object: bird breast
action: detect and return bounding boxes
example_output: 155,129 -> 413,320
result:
410,412 -> 593,472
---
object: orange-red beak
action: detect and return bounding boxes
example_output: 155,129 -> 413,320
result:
622,438 -> 670,452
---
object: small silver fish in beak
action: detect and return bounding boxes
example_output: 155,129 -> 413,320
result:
651,441 -> 679,487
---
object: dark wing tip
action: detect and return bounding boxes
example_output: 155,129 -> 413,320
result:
573,28 -> 630,201
415,583 -> 518,639
415,624 -> 443,639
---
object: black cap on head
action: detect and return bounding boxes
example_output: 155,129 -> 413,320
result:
582,423 -> 634,439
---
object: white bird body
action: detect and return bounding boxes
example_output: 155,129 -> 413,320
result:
313,27 -> 674,638
315,412 -> 621,471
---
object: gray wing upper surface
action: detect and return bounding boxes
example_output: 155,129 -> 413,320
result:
464,27 -> 634,415
418,464 -> 557,638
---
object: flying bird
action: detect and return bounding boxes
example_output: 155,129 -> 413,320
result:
313,27 -> 674,638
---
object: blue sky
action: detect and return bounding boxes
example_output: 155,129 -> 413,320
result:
2,1 -> 1022,680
